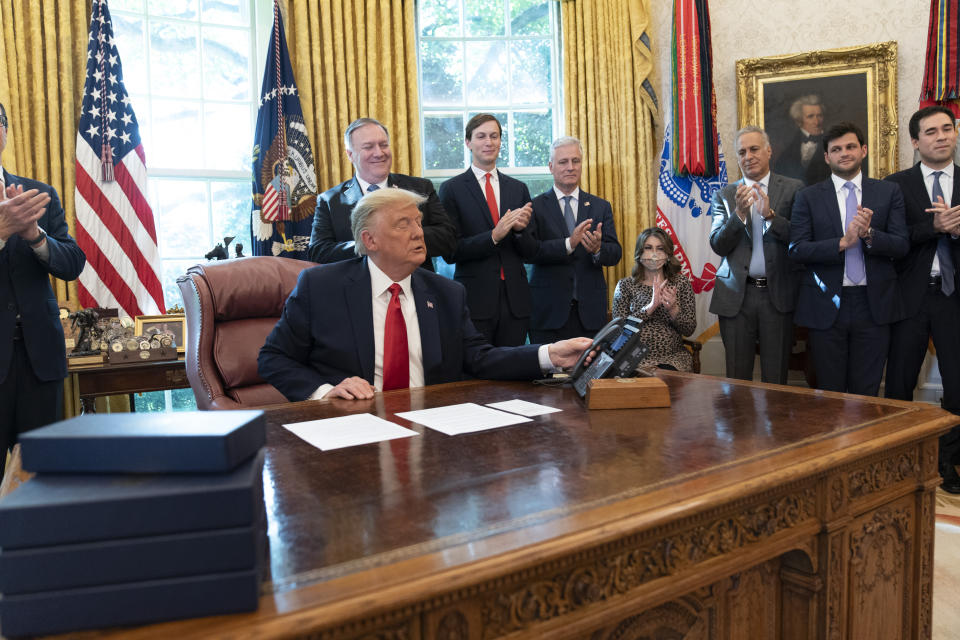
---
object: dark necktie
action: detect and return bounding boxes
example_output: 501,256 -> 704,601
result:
843,182 -> 865,284
382,283 -> 409,391
484,173 -> 504,280
562,195 -> 576,235
932,171 -> 955,296
367,184 -> 380,193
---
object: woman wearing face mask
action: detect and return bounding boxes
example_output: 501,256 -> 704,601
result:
612,227 -> 697,371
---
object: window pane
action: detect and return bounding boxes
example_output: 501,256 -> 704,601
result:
419,0 -> 460,37
151,99 -> 203,169
160,259 -> 200,312
510,0 -> 550,36
210,181 -> 252,250
111,0 -> 144,11
113,14 -> 148,96
131,98 -> 152,160
204,103 -> 252,170
202,0 -> 249,26
464,0 -> 505,36
202,26 -> 251,101
151,180 -> 210,259
510,39 -> 551,105
513,109 -> 551,167
468,111 -> 509,166
424,114 -> 464,171
149,0 -> 198,20
420,41 -> 464,107
149,20 -> 201,97
465,41 -> 507,106
170,388 -> 198,411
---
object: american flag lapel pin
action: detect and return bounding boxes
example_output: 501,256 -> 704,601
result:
584,201 -> 590,207
427,301 -> 434,309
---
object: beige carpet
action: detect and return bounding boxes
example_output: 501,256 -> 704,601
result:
935,489 -> 960,640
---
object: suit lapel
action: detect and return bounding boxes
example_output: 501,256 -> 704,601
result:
412,272 -> 441,382
544,193 -> 568,236
340,177 -> 363,206
462,169 -> 494,228
345,259 -> 375,382
819,180 -> 844,236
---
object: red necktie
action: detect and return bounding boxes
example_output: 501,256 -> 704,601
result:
484,173 -> 505,280
382,283 -> 409,390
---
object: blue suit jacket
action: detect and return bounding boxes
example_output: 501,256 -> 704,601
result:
257,257 -> 542,402
439,169 -> 535,320
525,189 -> 621,331
788,176 -> 909,329
307,173 -> 456,270
0,171 -> 86,383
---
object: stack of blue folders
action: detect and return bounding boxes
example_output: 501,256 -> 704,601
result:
0,410 -> 267,637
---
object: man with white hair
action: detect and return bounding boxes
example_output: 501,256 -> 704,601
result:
524,137 -> 621,343
260,188 -> 591,401
775,94 -> 831,185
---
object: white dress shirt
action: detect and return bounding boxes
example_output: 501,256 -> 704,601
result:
553,185 -> 580,254
831,172 -> 866,286
471,164 -> 500,213
920,162 -> 954,276
356,175 -> 389,194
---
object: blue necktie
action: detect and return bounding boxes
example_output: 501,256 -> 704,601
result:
562,195 -> 576,235
367,184 -> 380,193
843,182 -> 865,284
932,171 -> 955,296
747,183 -> 766,278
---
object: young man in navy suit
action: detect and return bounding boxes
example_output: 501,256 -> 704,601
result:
258,188 -> 591,401
308,117 -> 456,271
883,106 -> 960,493
439,114 -> 535,347
0,102 -> 86,476
788,121 -> 908,397
525,137 -> 621,343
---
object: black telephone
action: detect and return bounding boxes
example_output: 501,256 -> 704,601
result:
569,316 -> 649,397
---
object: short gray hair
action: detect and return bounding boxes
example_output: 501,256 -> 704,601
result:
351,188 -> 427,256
789,95 -> 824,125
734,125 -> 771,149
344,118 -> 389,151
550,136 -> 583,161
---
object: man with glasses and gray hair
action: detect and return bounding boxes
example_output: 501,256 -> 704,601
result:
524,136 -> 621,343
0,101 -> 86,477
308,117 -> 456,271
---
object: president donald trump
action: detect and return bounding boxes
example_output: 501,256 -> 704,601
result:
259,188 -> 591,401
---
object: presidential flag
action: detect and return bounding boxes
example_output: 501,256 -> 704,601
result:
75,0 -> 165,318
251,0 -> 317,258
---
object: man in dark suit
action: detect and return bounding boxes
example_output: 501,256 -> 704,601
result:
308,117 -> 456,270
774,95 -> 831,185
710,126 -> 803,383
789,121 -> 909,396
439,114 -> 535,347
259,188 -> 590,401
883,106 -> 960,493
0,102 -> 86,475
525,137 -> 621,343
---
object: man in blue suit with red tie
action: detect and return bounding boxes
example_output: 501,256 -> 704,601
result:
525,137 -> 621,343
439,114 -> 535,347
789,122 -> 909,396
258,188 -> 591,401
0,102 -> 86,475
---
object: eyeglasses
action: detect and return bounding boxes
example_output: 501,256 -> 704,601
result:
0,114 -> 6,128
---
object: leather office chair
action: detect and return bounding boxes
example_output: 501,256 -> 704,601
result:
177,256 -> 315,410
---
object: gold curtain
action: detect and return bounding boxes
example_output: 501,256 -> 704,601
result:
559,0 -> 658,304
286,0 -> 422,189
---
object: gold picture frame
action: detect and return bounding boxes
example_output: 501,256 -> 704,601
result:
736,41 -> 898,184
134,314 -> 187,354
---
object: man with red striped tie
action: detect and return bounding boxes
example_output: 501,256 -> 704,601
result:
258,188 -> 590,401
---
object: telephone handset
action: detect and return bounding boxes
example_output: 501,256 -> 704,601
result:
570,316 -> 649,397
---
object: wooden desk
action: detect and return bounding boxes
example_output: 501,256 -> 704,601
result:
66,358 -> 188,415
61,373 -> 956,640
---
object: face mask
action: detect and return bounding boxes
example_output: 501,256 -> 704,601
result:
640,255 -> 666,271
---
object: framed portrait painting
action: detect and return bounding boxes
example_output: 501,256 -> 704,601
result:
736,41 -> 898,186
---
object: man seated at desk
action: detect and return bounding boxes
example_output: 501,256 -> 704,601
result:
258,188 -> 592,401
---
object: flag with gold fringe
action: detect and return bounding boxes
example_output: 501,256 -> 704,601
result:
921,0 -> 960,116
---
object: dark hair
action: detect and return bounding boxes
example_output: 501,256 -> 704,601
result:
823,121 -> 866,152
908,106 -> 956,140
631,227 -> 682,281
465,113 -> 501,141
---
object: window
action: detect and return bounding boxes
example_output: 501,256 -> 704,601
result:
416,0 -> 562,197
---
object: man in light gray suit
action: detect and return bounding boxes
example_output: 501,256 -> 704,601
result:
709,125 -> 803,383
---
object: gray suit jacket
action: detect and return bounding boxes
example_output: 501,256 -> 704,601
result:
708,173 -> 803,315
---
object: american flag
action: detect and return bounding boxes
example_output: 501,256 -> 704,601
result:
75,0 -> 165,317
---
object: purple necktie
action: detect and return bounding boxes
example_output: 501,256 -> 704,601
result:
843,182 -> 865,284
932,171 -> 955,296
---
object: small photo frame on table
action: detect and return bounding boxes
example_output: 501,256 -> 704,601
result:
736,41 -> 899,185
135,314 -> 187,354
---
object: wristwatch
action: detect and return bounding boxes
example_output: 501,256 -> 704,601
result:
26,227 -> 47,247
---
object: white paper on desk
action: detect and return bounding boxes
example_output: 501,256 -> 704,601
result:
283,414 -> 417,451
485,399 -> 562,417
395,402 -> 532,436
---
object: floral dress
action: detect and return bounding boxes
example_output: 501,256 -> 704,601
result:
611,274 -> 697,372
